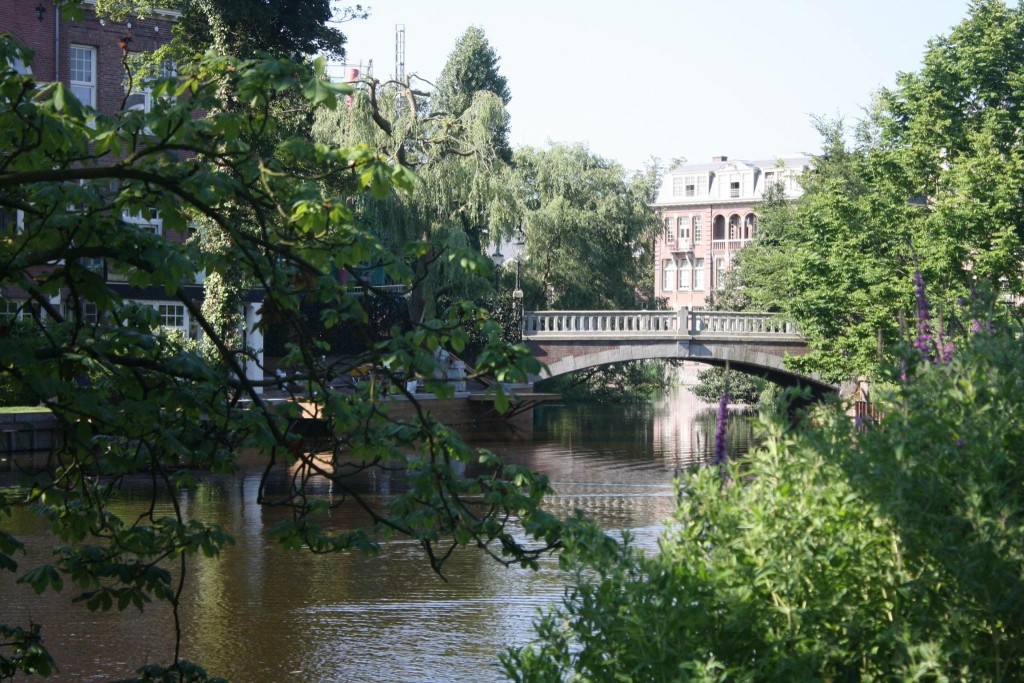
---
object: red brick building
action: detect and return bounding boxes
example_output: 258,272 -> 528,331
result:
650,155 -> 809,310
2,1 -> 266,386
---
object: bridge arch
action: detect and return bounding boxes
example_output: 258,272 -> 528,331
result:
522,309 -> 834,392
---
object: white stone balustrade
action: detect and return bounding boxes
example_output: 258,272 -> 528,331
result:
522,309 -> 799,339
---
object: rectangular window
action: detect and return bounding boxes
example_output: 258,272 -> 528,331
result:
692,215 -> 702,243
664,217 -> 674,244
672,176 -> 685,197
683,175 -> 706,198
661,260 -> 675,291
156,303 -> 186,329
715,257 -> 727,289
677,216 -> 689,242
730,181 -> 740,198
694,258 -> 705,291
122,209 -> 163,235
0,209 -> 23,234
0,298 -> 23,319
70,45 -> 96,108
125,57 -> 177,113
678,258 -> 692,291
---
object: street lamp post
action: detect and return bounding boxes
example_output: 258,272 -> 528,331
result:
512,231 -> 525,333
491,248 -> 504,289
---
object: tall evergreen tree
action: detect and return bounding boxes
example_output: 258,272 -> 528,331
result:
433,26 -> 512,162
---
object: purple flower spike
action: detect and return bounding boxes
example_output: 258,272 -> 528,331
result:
970,318 -> 995,335
940,341 -> 955,364
913,270 -> 935,362
713,392 -> 730,466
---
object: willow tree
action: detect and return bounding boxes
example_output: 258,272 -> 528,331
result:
0,35 -> 557,679
513,143 -> 660,311
313,27 -> 519,323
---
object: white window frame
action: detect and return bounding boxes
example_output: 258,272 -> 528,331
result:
134,300 -> 189,332
1,209 -> 24,234
125,57 -> 177,114
662,260 -> 676,292
156,302 -> 186,330
677,216 -> 689,242
0,298 -> 24,320
678,257 -> 692,291
672,176 -> 685,198
694,258 -> 705,291
122,209 -> 163,235
692,215 -> 702,243
69,45 -> 97,108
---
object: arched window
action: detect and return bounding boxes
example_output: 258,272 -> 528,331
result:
728,214 -> 741,240
744,213 -> 757,240
713,215 -> 726,241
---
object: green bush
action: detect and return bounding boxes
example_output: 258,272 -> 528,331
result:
505,313 -> 1024,681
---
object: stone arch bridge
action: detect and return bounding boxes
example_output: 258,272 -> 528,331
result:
521,309 -> 834,391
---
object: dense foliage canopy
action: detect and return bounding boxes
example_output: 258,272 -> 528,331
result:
0,32 -> 560,680
723,0 -> 1024,382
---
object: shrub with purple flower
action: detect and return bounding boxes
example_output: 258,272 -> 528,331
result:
713,392 -> 729,467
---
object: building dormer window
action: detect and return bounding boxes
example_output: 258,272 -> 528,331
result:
672,176 -> 685,197
730,181 -> 740,198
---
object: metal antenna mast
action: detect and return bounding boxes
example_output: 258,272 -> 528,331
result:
394,24 -> 406,83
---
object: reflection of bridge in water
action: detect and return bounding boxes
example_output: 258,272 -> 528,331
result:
522,309 -> 833,390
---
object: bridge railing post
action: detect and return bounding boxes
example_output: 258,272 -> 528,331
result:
676,306 -> 689,334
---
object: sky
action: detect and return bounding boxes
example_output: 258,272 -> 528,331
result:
337,0 -> 978,173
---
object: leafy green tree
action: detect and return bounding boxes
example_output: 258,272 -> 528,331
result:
95,0 -> 355,60
0,34 -> 557,679
689,365 -> 775,406
726,1 -> 1024,383
506,298 -> 1024,681
515,143 -> 660,310
312,28 -> 518,325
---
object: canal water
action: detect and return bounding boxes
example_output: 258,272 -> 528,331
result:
0,388 -> 754,682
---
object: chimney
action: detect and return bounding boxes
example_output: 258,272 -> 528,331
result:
712,155 -> 728,162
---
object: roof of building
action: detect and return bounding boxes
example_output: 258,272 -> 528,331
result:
667,156 -> 810,174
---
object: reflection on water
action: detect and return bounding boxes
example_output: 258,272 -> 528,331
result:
0,387 -> 754,682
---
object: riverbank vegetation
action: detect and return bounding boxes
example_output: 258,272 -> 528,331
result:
506,287 -> 1024,681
